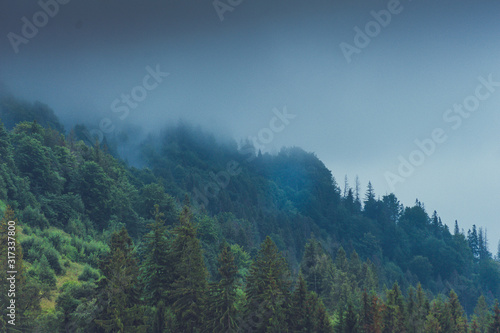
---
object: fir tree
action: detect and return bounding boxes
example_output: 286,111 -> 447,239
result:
300,236 -> 325,295
168,202 -> 209,333
488,300 -> 500,333
424,312 -> 442,333
474,295 -> 491,332
447,290 -> 467,333
469,317 -> 480,333
290,275 -> 314,332
95,227 -> 148,332
383,283 -> 406,333
140,205 -> 171,333
207,243 -> 239,332
244,236 -> 292,333
335,246 -> 348,273
343,300 -> 359,333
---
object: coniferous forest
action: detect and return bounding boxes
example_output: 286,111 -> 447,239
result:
1,96 -> 500,332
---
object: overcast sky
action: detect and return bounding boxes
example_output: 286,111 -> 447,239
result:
1,0 -> 499,251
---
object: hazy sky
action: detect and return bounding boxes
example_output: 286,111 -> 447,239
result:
1,0 -> 500,250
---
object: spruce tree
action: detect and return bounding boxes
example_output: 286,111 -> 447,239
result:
289,275 -> 313,332
313,295 -> 334,333
447,290 -> 467,332
290,274 -> 333,332
335,246 -> 348,273
488,300 -> 500,333
140,205 -> 171,333
95,227 -> 148,332
383,283 -> 406,333
361,291 -> 383,333
469,317 -> 480,333
244,236 -> 291,333
207,243 -> 239,333
300,236 -> 324,295
424,312 -> 442,333
168,203 -> 208,332
474,295 -> 491,332
343,300 -> 359,333
406,283 -> 429,333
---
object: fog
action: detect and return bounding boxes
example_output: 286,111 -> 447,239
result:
1,0 -> 500,250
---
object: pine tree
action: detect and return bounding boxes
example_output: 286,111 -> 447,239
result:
207,243 -> 239,333
424,312 -> 442,333
34,254 -> 57,287
290,275 -> 314,332
406,287 -> 420,333
361,291 -> 373,333
447,290 -> 467,332
360,259 -> 378,292
319,255 -> 340,311
469,317 -> 480,333
348,250 -> 362,288
364,181 -> 377,219
413,283 -> 430,332
300,236 -> 325,294
383,283 -> 406,333
354,175 -> 362,210
336,246 -> 348,273
289,275 -> 334,333
140,205 -> 171,333
430,296 -> 451,333
244,236 -> 292,333
343,300 -> 359,333
488,300 -> 500,333
454,220 -> 460,237
95,227 -> 148,332
343,175 -> 349,198
473,295 -> 490,332
431,211 -> 440,235
468,225 -> 479,260
313,295 -> 334,333
168,203 -> 208,333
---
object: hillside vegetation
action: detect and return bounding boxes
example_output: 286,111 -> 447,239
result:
0,97 -> 499,332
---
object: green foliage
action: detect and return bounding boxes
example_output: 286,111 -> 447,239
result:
206,244 -> 239,332
489,300 -> 500,333
30,254 -> 57,288
230,243 -> 252,281
95,228 -> 148,332
78,265 -> 100,282
21,205 -> 49,229
21,235 -> 63,274
244,236 -> 292,332
473,295 -> 491,332
2,109 -> 500,331
168,203 -> 209,332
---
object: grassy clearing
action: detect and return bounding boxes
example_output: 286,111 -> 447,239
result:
40,260 -> 85,311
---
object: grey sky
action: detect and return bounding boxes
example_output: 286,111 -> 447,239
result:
1,0 -> 499,250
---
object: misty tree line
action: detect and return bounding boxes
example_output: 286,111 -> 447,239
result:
1,98 -> 500,331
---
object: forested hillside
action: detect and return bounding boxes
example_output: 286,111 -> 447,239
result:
1,97 -> 500,332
